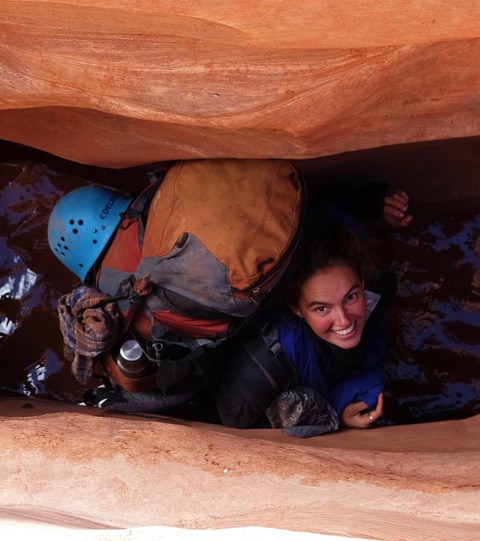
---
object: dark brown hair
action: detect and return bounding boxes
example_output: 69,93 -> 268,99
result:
286,221 -> 378,309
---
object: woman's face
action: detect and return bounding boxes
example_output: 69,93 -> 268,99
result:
292,264 -> 367,349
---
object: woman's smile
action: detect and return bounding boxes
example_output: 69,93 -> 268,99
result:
292,264 -> 367,349
332,321 -> 356,336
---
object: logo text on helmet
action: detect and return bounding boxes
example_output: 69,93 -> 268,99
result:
100,194 -> 119,220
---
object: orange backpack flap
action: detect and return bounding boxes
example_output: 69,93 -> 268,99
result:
138,159 -> 305,317
97,159 -> 304,335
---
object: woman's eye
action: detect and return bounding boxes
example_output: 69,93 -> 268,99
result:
314,306 -> 328,313
346,292 -> 358,302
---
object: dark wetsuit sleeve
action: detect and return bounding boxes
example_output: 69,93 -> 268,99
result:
215,324 -> 298,429
215,353 -> 281,428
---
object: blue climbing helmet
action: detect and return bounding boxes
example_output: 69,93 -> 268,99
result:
48,185 -> 133,281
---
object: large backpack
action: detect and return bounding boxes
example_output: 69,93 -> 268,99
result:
95,159 -> 305,395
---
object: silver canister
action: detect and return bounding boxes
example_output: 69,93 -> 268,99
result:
116,339 -> 148,378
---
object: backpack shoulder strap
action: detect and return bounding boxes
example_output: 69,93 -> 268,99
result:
215,317 -> 298,428
247,318 -> 299,388
120,169 -> 169,247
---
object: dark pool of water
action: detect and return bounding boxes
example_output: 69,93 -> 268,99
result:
386,210 -> 480,423
1,140 -> 479,425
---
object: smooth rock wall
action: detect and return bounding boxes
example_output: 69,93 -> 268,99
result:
1,1 -> 480,166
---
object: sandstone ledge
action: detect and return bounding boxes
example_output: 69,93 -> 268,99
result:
1,397 -> 479,540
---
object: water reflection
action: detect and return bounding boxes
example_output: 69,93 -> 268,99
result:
386,210 -> 480,423
0,159 -> 84,401
0,142 -> 479,424
0,253 -> 37,337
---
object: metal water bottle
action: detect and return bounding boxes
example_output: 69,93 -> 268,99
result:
116,339 -> 148,378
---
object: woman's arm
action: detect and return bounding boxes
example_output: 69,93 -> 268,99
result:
341,392 -> 384,429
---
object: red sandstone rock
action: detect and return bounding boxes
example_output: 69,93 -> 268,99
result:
0,397 -> 479,540
1,4 -> 480,538
1,1 -> 480,166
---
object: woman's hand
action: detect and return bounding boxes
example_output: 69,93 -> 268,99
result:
341,392 -> 384,429
382,190 -> 412,229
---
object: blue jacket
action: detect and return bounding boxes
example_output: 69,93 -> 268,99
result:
275,291 -> 386,414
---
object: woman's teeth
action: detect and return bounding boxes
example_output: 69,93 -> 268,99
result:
334,323 -> 355,336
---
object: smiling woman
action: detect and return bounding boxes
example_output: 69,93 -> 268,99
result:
0,139 -> 479,430
292,264 -> 368,349
286,220 -> 380,351
214,192 -> 409,436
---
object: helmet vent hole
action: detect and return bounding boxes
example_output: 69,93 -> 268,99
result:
72,228 -> 78,234
69,220 -> 74,225
78,220 -> 84,225
92,240 -> 98,244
